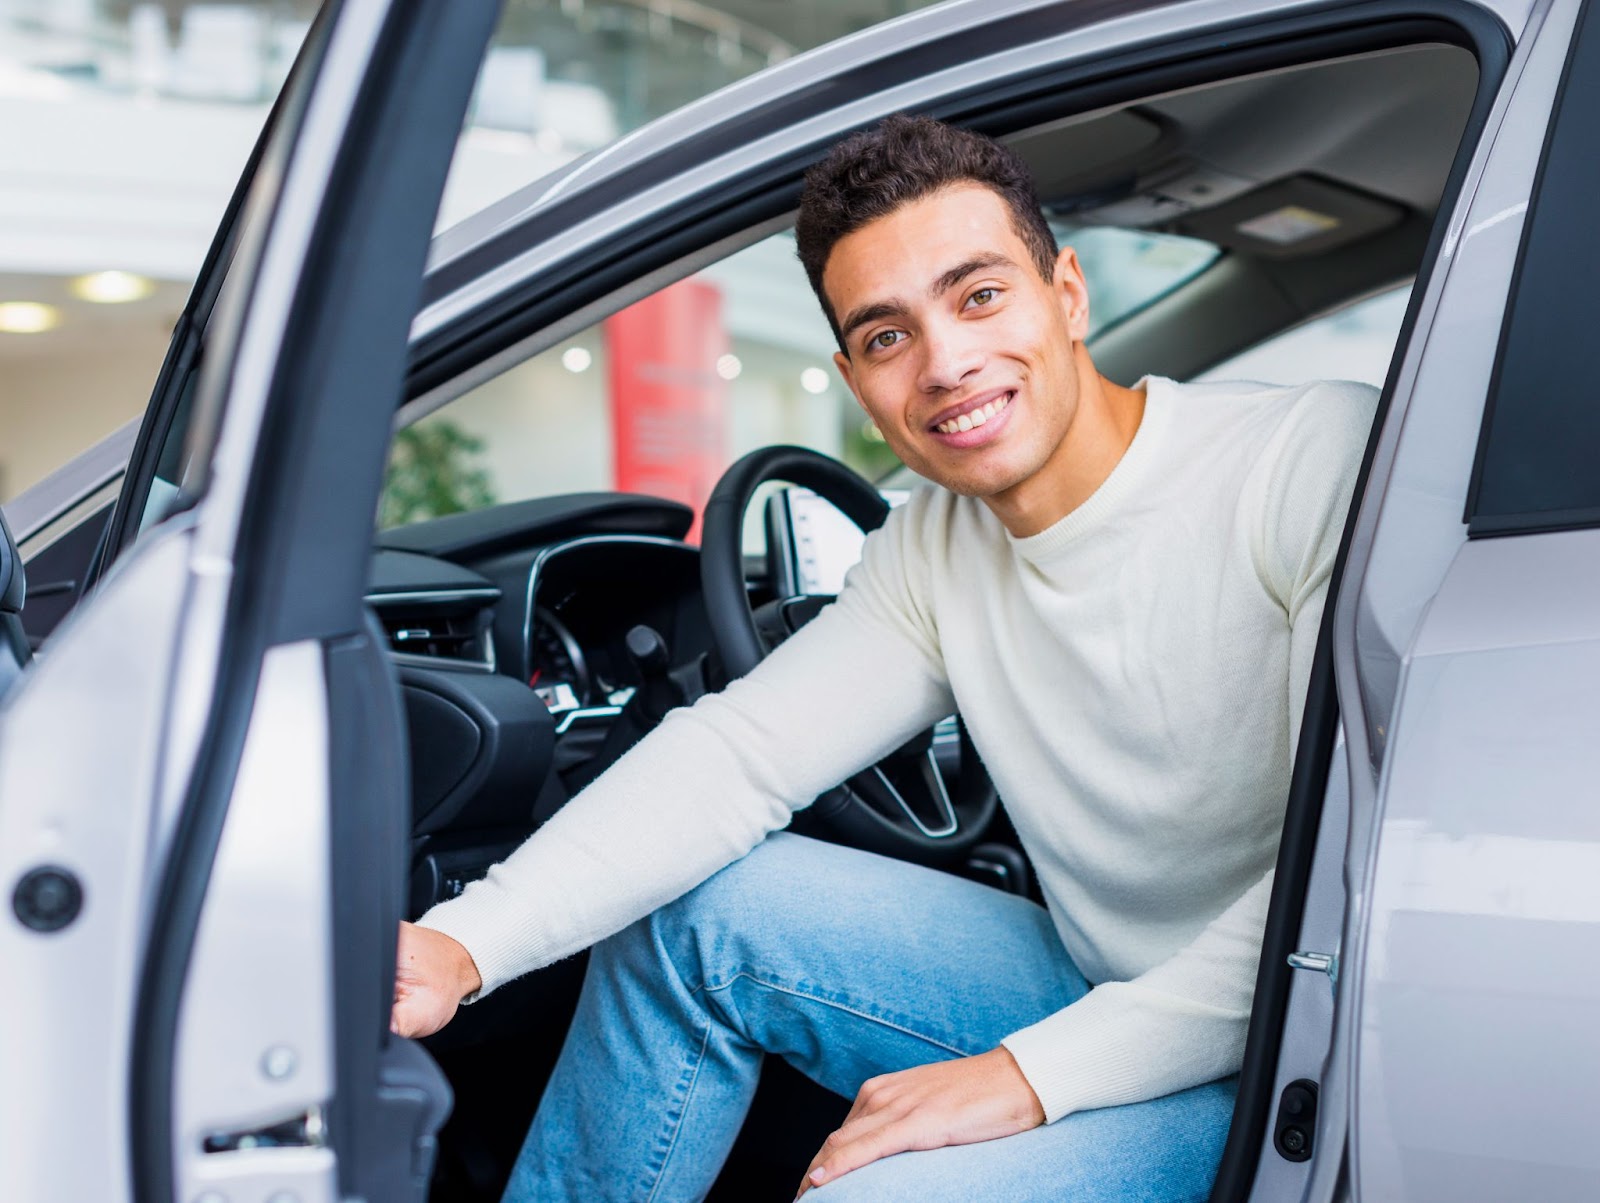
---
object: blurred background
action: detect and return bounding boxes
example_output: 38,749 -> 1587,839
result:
0,0 -> 1405,520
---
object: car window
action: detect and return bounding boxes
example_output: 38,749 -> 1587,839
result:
434,0 -> 950,231
381,221 -> 1219,536
1194,285 -> 1411,388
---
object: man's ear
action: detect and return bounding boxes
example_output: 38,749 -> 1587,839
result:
1052,246 -> 1091,342
833,350 -> 863,406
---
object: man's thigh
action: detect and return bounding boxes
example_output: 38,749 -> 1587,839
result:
659,832 -> 1090,1097
808,1076 -> 1239,1203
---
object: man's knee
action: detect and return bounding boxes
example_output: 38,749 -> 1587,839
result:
606,832 -> 812,985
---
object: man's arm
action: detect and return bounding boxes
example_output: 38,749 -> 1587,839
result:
796,382 -> 1376,1186
392,496 -> 954,1035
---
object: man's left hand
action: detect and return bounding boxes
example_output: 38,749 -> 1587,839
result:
795,1046 -> 1045,1197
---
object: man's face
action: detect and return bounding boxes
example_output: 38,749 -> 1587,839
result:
823,184 -> 1090,501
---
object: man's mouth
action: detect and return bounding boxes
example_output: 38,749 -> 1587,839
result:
929,389 -> 1015,435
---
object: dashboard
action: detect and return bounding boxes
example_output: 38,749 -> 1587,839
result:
363,487 -> 942,921
365,493 -> 719,915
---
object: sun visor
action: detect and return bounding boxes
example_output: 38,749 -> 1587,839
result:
1014,109 -> 1171,202
1177,175 -> 1405,259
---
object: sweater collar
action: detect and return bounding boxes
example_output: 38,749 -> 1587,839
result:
1005,375 -> 1173,564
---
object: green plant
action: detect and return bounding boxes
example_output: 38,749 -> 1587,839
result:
379,421 -> 497,528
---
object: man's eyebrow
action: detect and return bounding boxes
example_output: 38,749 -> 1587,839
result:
839,300 -> 909,344
931,252 -> 1018,297
837,253 -> 1021,347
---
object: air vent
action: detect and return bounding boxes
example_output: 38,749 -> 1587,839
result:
367,589 -> 498,669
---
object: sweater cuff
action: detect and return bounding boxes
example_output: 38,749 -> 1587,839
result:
416,875 -> 562,1002
1000,987 -> 1148,1123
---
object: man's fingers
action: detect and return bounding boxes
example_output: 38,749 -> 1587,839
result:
801,1117 -> 921,1195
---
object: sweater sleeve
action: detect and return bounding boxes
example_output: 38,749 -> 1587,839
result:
417,493 -> 955,998
1002,381 -> 1374,1121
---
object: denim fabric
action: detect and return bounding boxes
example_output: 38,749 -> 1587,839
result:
503,832 -> 1236,1203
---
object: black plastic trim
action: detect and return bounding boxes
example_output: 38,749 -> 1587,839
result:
1465,0 -> 1598,536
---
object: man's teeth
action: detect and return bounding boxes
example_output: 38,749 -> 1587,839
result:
937,394 -> 1010,435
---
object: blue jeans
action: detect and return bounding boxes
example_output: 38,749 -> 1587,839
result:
503,832 -> 1236,1203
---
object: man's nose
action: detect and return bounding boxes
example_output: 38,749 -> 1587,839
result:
916,322 -> 984,393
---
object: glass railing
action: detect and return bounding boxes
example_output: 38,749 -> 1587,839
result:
0,0 -> 797,146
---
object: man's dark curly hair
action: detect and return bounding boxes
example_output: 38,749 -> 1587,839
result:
795,114 -> 1059,349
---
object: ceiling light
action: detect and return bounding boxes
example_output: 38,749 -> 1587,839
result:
561,346 -> 592,373
1235,205 -> 1340,246
70,270 -> 154,304
0,302 -> 61,334
716,354 -> 742,381
800,367 -> 830,395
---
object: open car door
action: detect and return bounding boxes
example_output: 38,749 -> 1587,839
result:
0,3 -> 498,1201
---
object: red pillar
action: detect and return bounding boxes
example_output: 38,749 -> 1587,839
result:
603,278 -> 728,542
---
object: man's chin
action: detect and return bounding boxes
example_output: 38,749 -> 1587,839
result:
920,460 -> 1031,500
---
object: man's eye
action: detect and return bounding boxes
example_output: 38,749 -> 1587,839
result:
968,288 -> 997,307
870,330 -> 902,350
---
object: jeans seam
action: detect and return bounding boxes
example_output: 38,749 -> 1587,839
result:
695,970 -> 980,1059
642,1019 -> 713,1203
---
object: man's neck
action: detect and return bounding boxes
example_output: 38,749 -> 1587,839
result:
984,349 -> 1148,538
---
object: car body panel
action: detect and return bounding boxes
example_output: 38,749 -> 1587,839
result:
1355,530 -> 1600,1200
0,0 -> 487,1199
176,640 -> 338,1203
1331,0 -> 1594,1198
0,522 -> 198,1202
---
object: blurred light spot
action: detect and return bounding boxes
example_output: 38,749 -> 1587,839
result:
561,346 -> 592,373
0,302 -> 60,334
800,367 -> 830,394
71,271 -> 154,304
716,354 -> 742,381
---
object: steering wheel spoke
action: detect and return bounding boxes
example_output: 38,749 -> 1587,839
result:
701,445 -> 997,865
853,751 -> 959,839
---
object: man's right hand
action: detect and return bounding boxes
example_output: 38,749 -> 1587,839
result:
391,920 -> 483,1038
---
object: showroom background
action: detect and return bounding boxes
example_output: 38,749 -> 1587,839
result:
0,0 -> 1403,517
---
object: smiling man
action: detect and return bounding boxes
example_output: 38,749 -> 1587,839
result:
393,115 -> 1374,1202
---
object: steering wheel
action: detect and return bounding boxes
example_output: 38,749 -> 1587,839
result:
700,445 -> 998,866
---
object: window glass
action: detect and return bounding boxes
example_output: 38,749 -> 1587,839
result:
1468,0 -> 1600,534
1195,285 -> 1411,388
380,221 -> 1222,534
1065,225 -> 1218,339
434,0 -> 950,231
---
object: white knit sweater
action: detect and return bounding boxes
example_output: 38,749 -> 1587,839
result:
421,374 -> 1375,1122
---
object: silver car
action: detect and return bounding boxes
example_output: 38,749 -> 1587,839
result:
2,0 -> 1595,1199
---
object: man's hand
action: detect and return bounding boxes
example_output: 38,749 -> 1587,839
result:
796,1046 -> 1044,1196
391,921 -> 483,1039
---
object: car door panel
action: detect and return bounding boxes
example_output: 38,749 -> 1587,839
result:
0,521 -> 200,1203
0,3 -> 497,1202
1332,0 -> 1594,1198
175,640 -> 339,1203
1356,534 -> 1600,1200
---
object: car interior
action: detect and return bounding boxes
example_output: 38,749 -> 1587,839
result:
362,40 -> 1481,1201
7,31 -> 1484,1203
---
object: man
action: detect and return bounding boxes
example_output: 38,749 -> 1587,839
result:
392,115 -> 1373,1201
